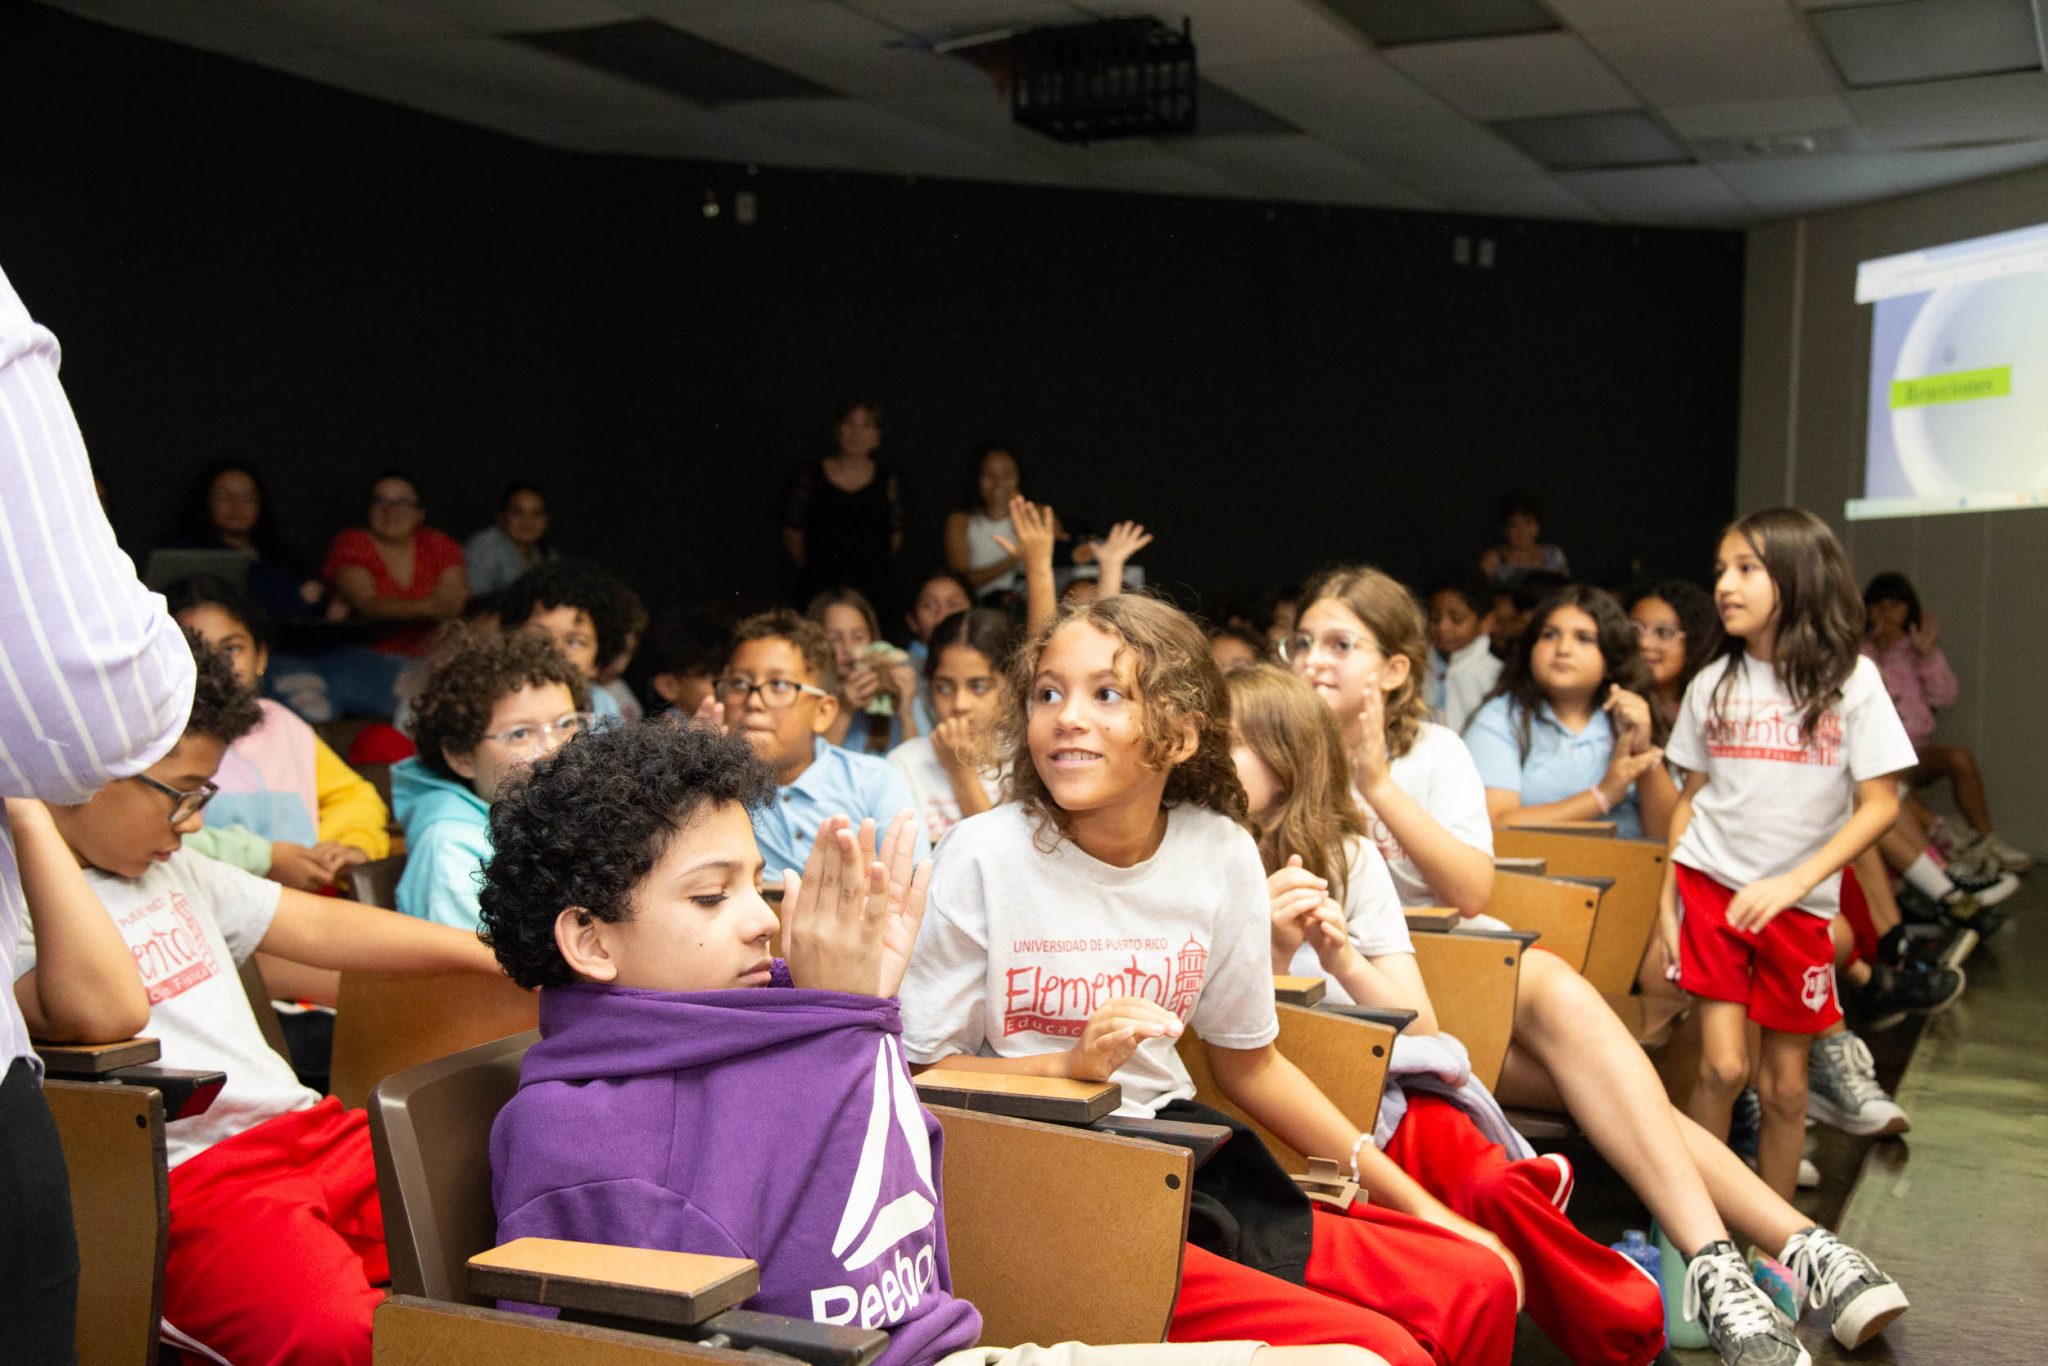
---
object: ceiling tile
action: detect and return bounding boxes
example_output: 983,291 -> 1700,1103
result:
1194,80 -> 1300,136
190,0 -> 466,45
1163,0 -> 1372,70
1169,134 -> 1434,206
1383,32 -> 1640,120
1810,0 -> 2042,89
512,19 -> 834,103
1873,138 -> 2048,194
252,45 -> 593,146
34,0 -> 286,56
1713,149 -> 1904,215
1494,109 -> 1691,170
1559,164 -> 1754,224
340,36 -> 702,123
1407,173 -> 1603,220
1325,116 -> 1543,181
376,0 -> 631,35
1585,14 -> 1841,105
1544,0 -> 1785,32
1208,53 -> 1455,135
1320,0 -> 1555,48
1848,70 -> 2048,148
682,2 -> 989,97
1662,93 -> 1856,139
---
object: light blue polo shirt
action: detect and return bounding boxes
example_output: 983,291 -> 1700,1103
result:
750,736 -> 934,881
1463,695 -> 1644,839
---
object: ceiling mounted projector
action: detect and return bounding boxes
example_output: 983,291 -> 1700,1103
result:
1011,17 -> 1196,144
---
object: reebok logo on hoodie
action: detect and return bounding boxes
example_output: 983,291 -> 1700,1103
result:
813,1035 -> 942,1329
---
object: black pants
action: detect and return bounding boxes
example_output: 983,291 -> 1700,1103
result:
0,1057 -> 79,1365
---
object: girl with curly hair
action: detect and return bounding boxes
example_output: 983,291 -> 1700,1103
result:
900,593 -> 1519,1366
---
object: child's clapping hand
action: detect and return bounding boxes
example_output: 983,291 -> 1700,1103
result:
993,496 -> 1058,573
1064,996 -> 1184,1081
780,813 -> 932,999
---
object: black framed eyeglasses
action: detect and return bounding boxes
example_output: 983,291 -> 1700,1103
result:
131,773 -> 218,825
715,677 -> 831,710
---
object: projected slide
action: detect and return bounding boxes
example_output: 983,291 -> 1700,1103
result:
1851,222 -> 2048,521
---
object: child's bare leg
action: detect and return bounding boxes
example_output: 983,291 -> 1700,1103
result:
1753,1029 -> 1813,1200
1672,1107 -> 1808,1252
1686,1000 -> 1751,1142
1919,743 -> 1993,833
1494,951 -> 1728,1254
1832,913 -> 1869,990
1852,847 -> 1902,937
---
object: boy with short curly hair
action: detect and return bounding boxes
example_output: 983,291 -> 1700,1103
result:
394,622 -> 590,928
497,558 -> 639,724
721,609 -> 928,878
25,634 -> 500,1364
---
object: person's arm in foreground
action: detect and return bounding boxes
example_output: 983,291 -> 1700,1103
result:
8,799 -> 149,1042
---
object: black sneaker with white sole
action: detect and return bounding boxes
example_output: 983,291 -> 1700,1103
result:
1685,1241 -> 1811,1366
1782,1226 -> 1910,1349
1854,960 -> 1965,1032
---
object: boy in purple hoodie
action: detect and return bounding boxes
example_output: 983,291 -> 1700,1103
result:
482,721 -> 1371,1366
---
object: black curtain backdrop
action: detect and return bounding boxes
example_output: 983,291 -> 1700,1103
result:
2,4 -> 1744,629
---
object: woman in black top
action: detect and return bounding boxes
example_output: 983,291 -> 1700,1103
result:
782,398 -> 907,627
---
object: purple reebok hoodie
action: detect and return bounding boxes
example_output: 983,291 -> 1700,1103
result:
491,977 -> 982,1366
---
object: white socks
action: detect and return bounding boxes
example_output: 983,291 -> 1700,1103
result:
1902,852 -> 1955,901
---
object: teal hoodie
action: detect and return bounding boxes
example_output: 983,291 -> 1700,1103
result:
391,756 -> 491,930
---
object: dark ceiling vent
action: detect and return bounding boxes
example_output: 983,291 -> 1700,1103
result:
1011,17 -> 1197,143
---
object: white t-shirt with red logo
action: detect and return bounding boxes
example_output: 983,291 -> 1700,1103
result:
16,849 -> 318,1167
900,801 -> 1279,1117
1665,653 -> 1917,918
1361,721 -> 1496,908
886,735 -> 1008,846
1285,834 -> 1413,1004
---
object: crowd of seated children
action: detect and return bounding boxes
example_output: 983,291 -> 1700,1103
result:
901,593 -> 1522,1366
1280,562 -> 1911,1360
1862,571 -> 2034,876
636,605 -> 730,719
1422,571 -> 1500,735
393,623 -> 590,929
479,719 -> 1380,1366
721,608 -> 930,880
464,481 -> 554,595
888,608 -> 1015,844
1209,624 -> 1266,674
904,569 -> 974,732
811,586 -> 922,753
496,557 -> 641,726
20,633 -> 502,1365
167,576 -> 390,892
1464,584 -> 1676,842
1479,492 -> 1569,586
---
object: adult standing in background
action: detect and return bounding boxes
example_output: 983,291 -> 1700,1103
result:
781,398 -> 907,630
464,482 -> 554,596
2,259 -> 199,1363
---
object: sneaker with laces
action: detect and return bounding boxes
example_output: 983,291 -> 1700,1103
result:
1685,1241 -> 1812,1365
1782,1226 -> 1909,1349
1806,1033 -> 1909,1136
1978,831 -> 2036,874
1944,861 -> 2022,906
1940,890 -> 2007,942
1854,959 -> 1965,1032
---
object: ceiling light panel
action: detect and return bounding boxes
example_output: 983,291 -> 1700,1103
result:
1810,0 -> 2043,88
1494,109 -> 1693,170
1320,0 -> 1555,48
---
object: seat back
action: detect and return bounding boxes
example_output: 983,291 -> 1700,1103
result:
45,1080 -> 168,1366
1495,829 -> 1665,995
1407,930 -> 1532,1091
348,854 -> 408,909
935,1106 -> 1189,1346
329,970 -> 539,1111
1176,1004 -> 1397,1174
370,1030 -> 538,1303
1485,870 -> 1599,973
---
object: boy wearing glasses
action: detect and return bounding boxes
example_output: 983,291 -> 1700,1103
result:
719,610 -> 929,880
394,623 -> 592,929
26,635 -> 501,1364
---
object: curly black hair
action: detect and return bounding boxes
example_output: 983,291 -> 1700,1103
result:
479,719 -> 776,988
409,622 -> 591,782
183,630 -> 264,746
497,559 -> 640,667
165,575 -> 273,650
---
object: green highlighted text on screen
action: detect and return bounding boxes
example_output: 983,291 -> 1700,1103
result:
1889,366 -> 2011,409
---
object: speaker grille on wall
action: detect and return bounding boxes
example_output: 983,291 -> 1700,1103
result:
1011,18 -> 1196,144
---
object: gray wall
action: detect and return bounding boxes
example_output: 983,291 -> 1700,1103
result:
1740,165 -> 2048,851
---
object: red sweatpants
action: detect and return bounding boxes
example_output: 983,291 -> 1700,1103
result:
1383,1096 -> 1665,1366
1170,1199 -> 1517,1366
163,1098 -> 387,1365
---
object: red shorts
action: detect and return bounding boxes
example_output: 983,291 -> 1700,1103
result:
1675,863 -> 1841,1034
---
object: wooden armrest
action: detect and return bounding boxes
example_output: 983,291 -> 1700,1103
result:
1515,820 -> 1618,836
1089,1115 -> 1233,1167
88,1065 -> 227,1120
1552,873 -> 1617,894
1316,1003 -> 1418,1034
376,1296 -> 887,1365
1272,974 -> 1326,1006
467,1238 -> 757,1328
697,1308 -> 889,1365
34,1037 -> 160,1076
913,1068 -> 1120,1123
1404,909 -> 1462,933
1448,927 -> 1541,948
1492,856 -> 1546,875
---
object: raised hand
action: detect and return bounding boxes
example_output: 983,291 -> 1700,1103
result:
1602,687 -> 1653,754
1065,996 -> 1184,1081
1091,520 -> 1154,584
1909,610 -> 1941,657
992,496 -> 1058,574
873,811 -> 933,998
1352,686 -> 1393,796
780,815 -> 931,998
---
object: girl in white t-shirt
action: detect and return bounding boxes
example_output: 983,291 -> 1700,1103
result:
887,608 -> 1013,844
1288,565 -> 1902,1361
1661,510 -> 1918,1210
901,594 -> 1518,1366
1227,665 -> 1663,1366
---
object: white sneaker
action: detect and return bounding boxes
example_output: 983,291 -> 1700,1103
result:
1806,1033 -> 1909,1136
1979,832 -> 2036,874
1797,1156 -> 1820,1189
1783,1226 -> 1910,1349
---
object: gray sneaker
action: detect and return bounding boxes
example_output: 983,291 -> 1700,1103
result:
1807,1032 -> 1909,1136
1685,1241 -> 1811,1366
1783,1226 -> 1909,1349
